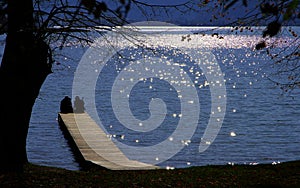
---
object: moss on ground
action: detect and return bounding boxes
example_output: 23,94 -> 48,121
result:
0,160 -> 300,187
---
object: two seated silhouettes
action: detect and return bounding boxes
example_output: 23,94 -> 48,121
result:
60,96 -> 85,113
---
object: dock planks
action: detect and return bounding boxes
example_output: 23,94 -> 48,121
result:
58,113 -> 160,170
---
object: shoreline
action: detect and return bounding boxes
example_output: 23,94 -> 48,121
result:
1,160 -> 300,187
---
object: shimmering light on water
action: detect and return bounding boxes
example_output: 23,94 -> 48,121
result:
0,26 -> 298,170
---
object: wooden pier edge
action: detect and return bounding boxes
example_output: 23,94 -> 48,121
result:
58,113 -> 160,170
57,114 -> 102,170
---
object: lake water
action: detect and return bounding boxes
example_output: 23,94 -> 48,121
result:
3,26 -> 298,170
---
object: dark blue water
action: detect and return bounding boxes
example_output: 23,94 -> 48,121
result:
23,27 -> 300,170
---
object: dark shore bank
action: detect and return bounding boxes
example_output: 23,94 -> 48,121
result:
1,160 -> 300,187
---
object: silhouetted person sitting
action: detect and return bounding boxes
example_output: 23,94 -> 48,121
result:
74,96 -> 85,113
60,96 -> 73,113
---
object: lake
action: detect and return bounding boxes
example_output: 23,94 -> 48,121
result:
3,26 -> 298,170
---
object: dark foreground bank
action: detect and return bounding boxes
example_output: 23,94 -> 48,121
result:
1,160 -> 300,187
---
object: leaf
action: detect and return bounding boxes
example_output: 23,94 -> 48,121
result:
255,41 -> 266,50
93,2 -> 107,18
284,0 -> 299,21
98,2 -> 107,12
260,3 -> 278,15
289,0 -> 299,9
263,21 -> 281,37
81,0 -> 96,13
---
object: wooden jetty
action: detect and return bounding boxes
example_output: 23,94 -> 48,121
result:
58,112 -> 160,170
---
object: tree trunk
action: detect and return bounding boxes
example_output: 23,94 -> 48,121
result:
0,0 -> 51,172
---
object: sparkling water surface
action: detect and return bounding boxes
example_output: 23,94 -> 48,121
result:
12,26 -> 299,170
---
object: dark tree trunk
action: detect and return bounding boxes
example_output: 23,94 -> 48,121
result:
0,0 -> 51,172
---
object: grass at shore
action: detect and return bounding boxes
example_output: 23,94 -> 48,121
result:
1,160 -> 300,187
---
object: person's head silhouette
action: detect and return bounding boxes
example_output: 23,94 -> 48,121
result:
74,96 -> 85,113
